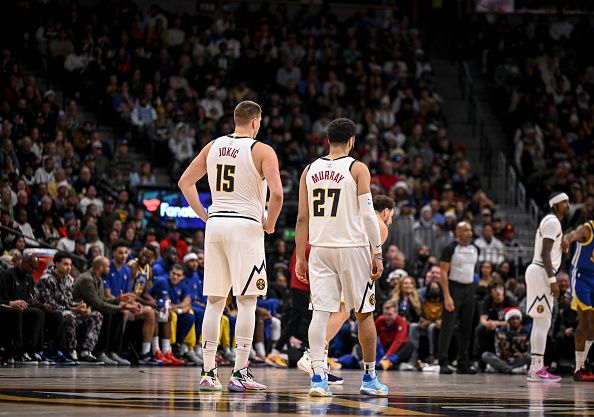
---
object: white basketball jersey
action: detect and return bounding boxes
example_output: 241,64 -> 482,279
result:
206,135 -> 267,223
532,213 -> 563,272
306,156 -> 367,248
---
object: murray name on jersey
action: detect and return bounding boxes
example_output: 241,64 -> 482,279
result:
310,169 -> 345,184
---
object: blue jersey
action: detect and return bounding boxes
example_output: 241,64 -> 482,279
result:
570,221 -> 594,276
184,271 -> 206,307
105,261 -> 132,297
130,261 -> 152,297
150,277 -> 189,304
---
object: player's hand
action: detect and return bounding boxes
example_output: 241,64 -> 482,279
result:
565,327 -> 574,337
9,300 -> 28,310
561,238 -> 570,253
370,257 -> 383,281
444,295 -> 455,312
120,293 -> 135,303
549,282 -> 560,298
262,219 -> 275,234
295,258 -> 309,284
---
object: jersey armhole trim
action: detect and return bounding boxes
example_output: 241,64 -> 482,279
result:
251,141 -> 257,150
349,160 -> 356,172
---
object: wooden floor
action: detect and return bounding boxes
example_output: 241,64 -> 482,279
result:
0,367 -> 592,416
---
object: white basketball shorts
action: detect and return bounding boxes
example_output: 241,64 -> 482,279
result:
525,263 -> 553,319
309,246 -> 375,313
203,217 -> 267,297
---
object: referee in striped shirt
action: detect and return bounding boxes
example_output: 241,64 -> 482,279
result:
438,221 -> 480,374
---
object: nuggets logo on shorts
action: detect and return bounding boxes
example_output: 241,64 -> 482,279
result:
256,278 -> 266,290
369,294 -> 376,306
537,304 -> 544,314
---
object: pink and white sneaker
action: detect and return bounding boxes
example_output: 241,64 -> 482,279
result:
527,366 -> 562,383
228,367 -> 267,392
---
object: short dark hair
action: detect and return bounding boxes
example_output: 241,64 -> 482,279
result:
171,263 -> 184,272
234,100 -> 261,125
327,118 -> 356,144
489,277 -> 505,291
373,195 -> 395,212
53,251 -> 72,263
111,239 -> 129,252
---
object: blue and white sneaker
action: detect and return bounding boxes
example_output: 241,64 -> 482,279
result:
327,372 -> 344,385
309,374 -> 332,397
360,373 -> 388,397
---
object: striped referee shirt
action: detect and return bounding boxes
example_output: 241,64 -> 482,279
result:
440,241 -> 480,285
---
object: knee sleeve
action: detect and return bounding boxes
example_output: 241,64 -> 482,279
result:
270,316 -> 281,342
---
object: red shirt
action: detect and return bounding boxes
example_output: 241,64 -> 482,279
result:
159,238 -> 188,260
375,315 -> 409,356
289,244 -> 311,292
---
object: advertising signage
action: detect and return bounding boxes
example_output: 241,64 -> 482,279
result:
138,189 -> 211,230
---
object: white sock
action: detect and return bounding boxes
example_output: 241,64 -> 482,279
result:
162,339 -> 171,354
180,344 -> 189,355
203,340 -> 218,372
80,350 -> 90,357
152,337 -> 160,353
585,340 -> 593,355
324,348 -> 329,369
271,348 -> 280,355
142,342 -> 151,355
531,354 -> 544,370
364,361 -> 377,378
576,350 -> 586,369
530,316 -> 550,370
234,296 -> 258,371
254,342 -> 266,358
309,310 -> 331,377
201,296 -> 227,372
235,337 -> 252,372
270,316 -> 281,342
194,345 -> 202,355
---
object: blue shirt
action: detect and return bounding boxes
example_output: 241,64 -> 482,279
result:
570,221 -> 594,276
150,277 -> 189,304
105,261 -> 132,297
152,257 -> 170,281
184,270 -> 206,307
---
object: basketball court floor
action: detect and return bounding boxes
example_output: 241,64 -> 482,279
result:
0,367 -> 591,416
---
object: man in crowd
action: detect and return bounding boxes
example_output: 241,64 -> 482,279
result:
36,251 -> 104,364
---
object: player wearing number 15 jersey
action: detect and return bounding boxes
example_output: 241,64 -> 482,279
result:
295,118 -> 387,398
178,100 -> 283,392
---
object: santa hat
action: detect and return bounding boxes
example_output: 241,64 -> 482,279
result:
504,307 -> 522,322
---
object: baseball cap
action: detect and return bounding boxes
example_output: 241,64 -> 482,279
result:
183,253 -> 198,263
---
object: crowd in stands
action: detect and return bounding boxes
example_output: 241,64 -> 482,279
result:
470,13 -> 594,226
0,1 -> 588,374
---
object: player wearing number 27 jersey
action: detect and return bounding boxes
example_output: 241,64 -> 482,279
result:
295,118 -> 387,398
179,100 -> 283,392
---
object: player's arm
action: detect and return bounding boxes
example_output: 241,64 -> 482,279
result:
173,296 -> 192,314
140,288 -> 158,308
258,143 -> 284,233
351,162 -> 383,281
377,215 -> 389,244
295,167 -> 310,283
178,142 -> 214,222
562,224 -> 591,252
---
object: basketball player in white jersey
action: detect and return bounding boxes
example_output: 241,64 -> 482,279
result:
295,118 -> 388,397
178,100 -> 283,392
525,192 -> 569,382
297,195 -> 395,385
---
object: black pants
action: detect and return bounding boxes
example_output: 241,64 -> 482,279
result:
438,281 -> 476,366
44,310 -> 67,353
275,288 -> 312,350
95,308 -> 124,354
473,324 -> 496,361
0,306 -> 45,355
